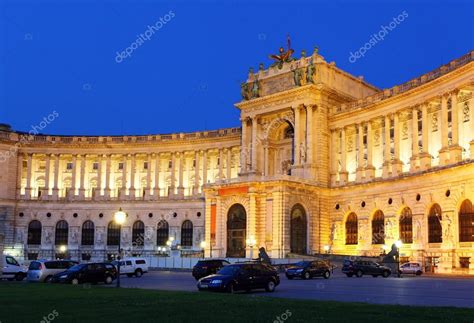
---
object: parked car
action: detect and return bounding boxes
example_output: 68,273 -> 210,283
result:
192,259 -> 230,280
0,254 -> 27,281
27,260 -> 78,282
342,259 -> 391,278
111,258 -> 148,277
197,262 -> 280,293
51,263 -> 117,285
399,262 -> 423,275
285,260 -> 331,280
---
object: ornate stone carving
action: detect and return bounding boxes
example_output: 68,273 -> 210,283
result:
402,122 -> 408,139
463,101 -> 470,122
432,112 -> 438,131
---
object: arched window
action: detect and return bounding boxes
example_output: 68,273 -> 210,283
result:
107,222 -> 121,246
181,220 -> 193,247
399,207 -> 413,244
81,221 -> 95,246
55,220 -> 69,246
459,199 -> 474,242
290,204 -> 307,254
132,221 -> 145,246
345,213 -> 358,245
27,220 -> 42,245
372,210 -> 385,244
428,204 -> 442,243
157,220 -> 169,246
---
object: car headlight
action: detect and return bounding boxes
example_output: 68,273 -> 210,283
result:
59,275 -> 68,279
211,279 -> 222,284
295,269 -> 304,272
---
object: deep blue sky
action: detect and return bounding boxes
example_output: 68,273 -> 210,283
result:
1,0 -> 472,136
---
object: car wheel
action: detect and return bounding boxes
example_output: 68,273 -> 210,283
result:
226,282 -> 234,294
323,271 -> 331,279
356,270 -> 363,278
382,271 -> 390,278
265,280 -> 276,292
416,271 -> 422,276
135,269 -> 143,278
104,275 -> 113,285
15,273 -> 25,281
44,276 -> 53,283
346,274 -> 353,278
303,272 -> 311,280
71,278 -> 79,285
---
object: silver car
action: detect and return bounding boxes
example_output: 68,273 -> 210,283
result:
399,262 -> 423,275
27,260 -> 78,282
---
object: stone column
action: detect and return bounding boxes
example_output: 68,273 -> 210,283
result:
410,107 -> 419,171
129,154 -> 137,199
330,129 -> 337,185
218,149 -> 223,181
170,153 -> 176,196
419,104 -> 432,170
392,112 -> 403,175
154,153 -> 161,199
202,150 -> 208,186
449,90 -> 462,162
470,98 -> 474,155
194,151 -> 200,195
52,154 -> 60,200
356,123 -> 365,182
96,155 -> 103,199
25,153 -> 33,199
70,155 -> 77,198
382,115 -> 391,178
247,190 -> 257,258
78,155 -> 86,199
366,121 -> 375,179
16,153 -> 24,198
120,155 -> 127,198
439,94 -> 450,165
104,154 -> 111,198
263,145 -> 269,176
251,116 -> 258,171
44,154 -> 51,199
306,105 -> 314,164
226,148 -> 232,180
145,154 -> 152,199
177,152 -> 184,197
339,127 -> 348,183
294,106 -> 301,165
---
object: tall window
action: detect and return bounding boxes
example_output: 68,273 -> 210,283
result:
345,213 -> 358,245
459,199 -> 474,242
132,221 -> 145,246
55,220 -> 69,246
372,210 -> 385,244
27,220 -> 42,245
181,220 -> 193,247
399,207 -> 413,244
81,221 -> 95,246
428,204 -> 443,243
107,222 -> 121,246
157,220 -> 169,246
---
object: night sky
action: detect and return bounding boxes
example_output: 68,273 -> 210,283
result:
1,0 -> 472,136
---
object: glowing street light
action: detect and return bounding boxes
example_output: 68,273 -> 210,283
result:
114,207 -> 126,288
59,245 -> 67,253
200,241 -> 206,258
323,245 -> 330,254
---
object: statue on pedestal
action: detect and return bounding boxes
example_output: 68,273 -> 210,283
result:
269,35 -> 295,69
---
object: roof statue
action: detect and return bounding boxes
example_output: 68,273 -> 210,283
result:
269,35 -> 295,69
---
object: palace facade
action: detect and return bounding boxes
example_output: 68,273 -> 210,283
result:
0,48 -> 473,274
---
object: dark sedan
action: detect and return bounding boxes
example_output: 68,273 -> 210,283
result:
285,260 -> 331,280
342,259 -> 391,278
192,259 -> 230,280
197,262 -> 280,293
51,263 -> 117,285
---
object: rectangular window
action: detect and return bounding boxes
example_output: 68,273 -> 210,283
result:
460,257 -> 470,269
118,162 -> 124,170
93,162 -> 99,170
143,162 -> 148,170
66,162 -> 73,170
168,161 -> 172,169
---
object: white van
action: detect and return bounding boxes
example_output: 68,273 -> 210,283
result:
112,257 -> 148,277
1,254 -> 27,281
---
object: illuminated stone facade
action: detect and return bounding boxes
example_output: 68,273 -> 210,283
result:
0,48 -> 473,274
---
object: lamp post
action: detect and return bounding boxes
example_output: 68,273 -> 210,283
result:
200,241 -> 206,259
114,207 -> 126,288
245,236 -> 256,260
395,240 -> 402,278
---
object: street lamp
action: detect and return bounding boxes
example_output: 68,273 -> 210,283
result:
395,240 -> 402,278
200,241 -> 206,258
245,236 -> 256,260
114,207 -> 126,287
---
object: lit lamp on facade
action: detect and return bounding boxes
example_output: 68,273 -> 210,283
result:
59,245 -> 67,253
323,245 -> 330,254
200,241 -> 206,258
246,236 -> 256,259
114,207 -> 126,288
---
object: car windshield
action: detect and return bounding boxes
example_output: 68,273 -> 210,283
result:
217,265 -> 241,276
294,261 -> 310,267
68,264 -> 86,272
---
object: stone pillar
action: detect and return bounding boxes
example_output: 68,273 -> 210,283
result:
218,149 -> 223,181
356,123 -> 365,182
240,117 -> 249,173
419,104 -> 432,170
410,107 -> 419,171
25,153 -> 33,199
366,121 -> 375,179
145,154 -> 152,199
339,127 -> 348,183
470,98 -> 474,156
439,94 -> 450,165
52,154 -> 60,200
120,155 -> 127,198
263,145 -> 269,176
96,155 -> 103,199
392,112 -> 403,175
194,151 -> 200,195
306,105 -> 313,164
247,190 -> 257,258
154,153 -> 161,199
226,148 -> 232,180
129,154 -> 137,199
78,155 -> 86,199
104,154 -> 111,198
294,106 -> 301,165
70,155 -> 77,198
449,90 -> 462,162
16,153 -> 24,198
44,154 -> 51,199
170,153 -> 176,196
382,115 -> 391,178
177,152 -> 184,197
330,129 -> 337,185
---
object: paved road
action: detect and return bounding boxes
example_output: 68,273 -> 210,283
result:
118,270 -> 474,308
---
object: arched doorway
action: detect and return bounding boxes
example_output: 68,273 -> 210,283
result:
226,204 -> 246,258
290,204 -> 307,254
428,204 -> 442,243
459,199 -> 474,242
